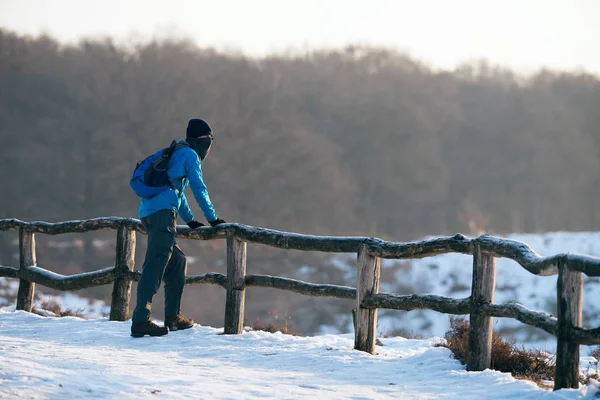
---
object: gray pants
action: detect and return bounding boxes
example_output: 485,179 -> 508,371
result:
132,209 -> 187,323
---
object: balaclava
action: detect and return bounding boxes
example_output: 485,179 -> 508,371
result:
185,118 -> 213,160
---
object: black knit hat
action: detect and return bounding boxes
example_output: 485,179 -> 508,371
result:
186,118 -> 212,138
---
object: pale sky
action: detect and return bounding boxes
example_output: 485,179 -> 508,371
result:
1,0 -> 599,75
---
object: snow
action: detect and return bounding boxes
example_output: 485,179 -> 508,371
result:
0,310 -> 598,399
1,230 -> 600,398
0,277 -> 109,319
4,230 -> 600,348
35,292 -> 109,319
326,231 -> 600,353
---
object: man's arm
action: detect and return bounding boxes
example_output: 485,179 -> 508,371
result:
184,149 -> 218,222
178,193 -> 194,224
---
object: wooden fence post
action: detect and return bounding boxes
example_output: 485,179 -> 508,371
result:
554,261 -> 582,390
354,243 -> 380,354
16,228 -> 36,312
467,242 -> 496,371
224,231 -> 246,334
110,224 -> 136,321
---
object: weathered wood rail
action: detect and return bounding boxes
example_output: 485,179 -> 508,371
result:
1,217 -> 599,391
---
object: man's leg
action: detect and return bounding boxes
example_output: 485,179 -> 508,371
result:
132,209 -> 176,325
163,244 -> 194,330
163,244 -> 186,317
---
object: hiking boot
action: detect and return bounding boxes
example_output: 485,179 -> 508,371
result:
131,321 -> 169,338
164,315 -> 195,331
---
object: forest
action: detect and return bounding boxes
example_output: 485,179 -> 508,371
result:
1,29 -> 599,333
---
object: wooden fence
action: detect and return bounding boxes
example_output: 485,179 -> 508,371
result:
1,217 -> 599,391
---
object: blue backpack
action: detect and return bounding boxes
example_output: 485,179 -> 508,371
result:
130,140 -> 190,198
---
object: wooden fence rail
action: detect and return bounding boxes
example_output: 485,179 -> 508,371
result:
1,217 -> 600,391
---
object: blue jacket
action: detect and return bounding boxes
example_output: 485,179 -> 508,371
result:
138,145 -> 218,223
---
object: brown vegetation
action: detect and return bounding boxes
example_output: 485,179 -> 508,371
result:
33,300 -> 86,318
380,328 -> 424,340
249,312 -> 298,335
439,317 -> 555,386
586,347 -> 600,384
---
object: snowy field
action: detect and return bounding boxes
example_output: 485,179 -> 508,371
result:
0,277 -> 109,318
1,230 -> 600,398
0,309 -> 599,399
327,231 -> 600,352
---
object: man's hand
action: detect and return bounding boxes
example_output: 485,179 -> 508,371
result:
209,218 -> 226,227
187,220 -> 205,229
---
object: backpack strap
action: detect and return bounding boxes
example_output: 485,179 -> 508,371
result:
166,140 -> 191,157
152,140 -> 191,167
161,140 -> 192,194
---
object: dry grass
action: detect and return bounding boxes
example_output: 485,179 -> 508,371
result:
33,300 -> 86,318
438,317 -> 555,386
591,347 -> 600,361
249,312 -> 299,336
380,328 -> 424,340
584,347 -> 600,384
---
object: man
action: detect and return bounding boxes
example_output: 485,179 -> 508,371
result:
131,118 -> 226,338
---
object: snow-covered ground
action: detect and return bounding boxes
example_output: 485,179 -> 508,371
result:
1,231 -> 600,398
0,277 -> 109,319
2,230 -> 600,351
0,309 -> 598,399
326,231 -> 600,352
